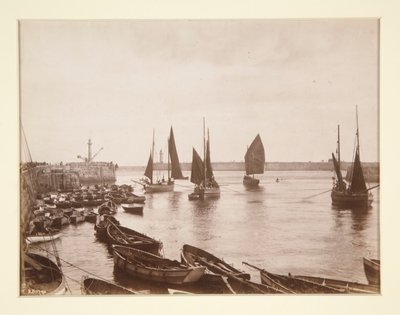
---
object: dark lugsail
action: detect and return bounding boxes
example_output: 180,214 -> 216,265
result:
144,152 -> 153,184
190,148 -> 204,185
168,127 -> 185,180
331,153 -> 345,190
245,134 -> 265,175
205,133 -> 214,181
350,150 -> 367,193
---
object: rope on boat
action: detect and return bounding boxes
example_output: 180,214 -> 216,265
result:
302,189 -> 332,200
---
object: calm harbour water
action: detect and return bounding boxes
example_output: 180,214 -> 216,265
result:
31,169 -> 379,294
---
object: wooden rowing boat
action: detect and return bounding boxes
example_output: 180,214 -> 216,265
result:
243,262 -> 342,294
22,252 -> 67,295
181,244 -> 250,280
294,275 -> 379,293
26,230 -> 61,244
94,215 -> 120,241
121,204 -> 143,215
113,245 -> 206,284
363,257 -> 380,285
106,223 -> 162,256
80,276 -> 138,295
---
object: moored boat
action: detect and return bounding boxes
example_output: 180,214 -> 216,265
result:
94,215 -> 120,241
294,275 -> 379,293
81,276 -> 138,295
243,134 -> 265,187
85,210 -> 98,223
106,223 -> 162,255
242,262 -> 342,294
98,200 -> 118,215
181,244 -> 250,280
331,109 -> 374,208
69,208 -> 86,224
21,252 -> 67,295
112,245 -> 206,284
363,257 -> 380,285
26,229 -> 61,244
121,204 -> 144,215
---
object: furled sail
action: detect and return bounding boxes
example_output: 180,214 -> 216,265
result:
331,153 -> 345,191
244,134 -> 265,175
168,127 -> 185,180
350,150 -> 367,193
144,151 -> 153,184
190,148 -> 204,185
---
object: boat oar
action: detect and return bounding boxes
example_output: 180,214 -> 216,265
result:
106,219 -> 154,244
196,257 -> 266,294
242,261 -> 295,293
302,189 -> 332,200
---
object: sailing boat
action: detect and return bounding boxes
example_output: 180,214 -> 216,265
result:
331,108 -> 373,208
243,134 -> 265,187
142,127 -> 185,193
188,119 -> 220,200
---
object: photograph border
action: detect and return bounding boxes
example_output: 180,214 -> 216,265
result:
1,1 -> 399,315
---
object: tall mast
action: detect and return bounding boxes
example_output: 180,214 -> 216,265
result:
203,117 -> 206,186
167,133 -> 170,180
356,105 -> 360,156
152,129 -> 155,183
337,125 -> 341,171
87,138 -> 92,163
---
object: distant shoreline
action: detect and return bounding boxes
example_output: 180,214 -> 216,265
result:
118,161 -> 379,172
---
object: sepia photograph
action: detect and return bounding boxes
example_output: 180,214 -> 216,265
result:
19,19 -> 380,296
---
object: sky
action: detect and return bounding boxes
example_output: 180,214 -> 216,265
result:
20,19 -> 379,166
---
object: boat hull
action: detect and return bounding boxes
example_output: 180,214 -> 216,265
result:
81,276 -> 136,295
26,232 -> 61,244
113,245 -> 205,284
363,258 -> 380,285
106,224 -> 162,255
331,190 -> 372,208
260,270 -> 342,293
181,244 -> 250,280
144,183 -> 174,193
22,252 -> 67,295
294,275 -> 379,293
121,204 -> 144,214
243,175 -> 260,187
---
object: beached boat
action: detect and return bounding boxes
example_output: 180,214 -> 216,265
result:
121,204 -> 143,215
21,252 -> 67,295
294,275 -> 379,293
112,245 -> 206,284
363,257 -> 380,285
106,223 -> 162,255
80,276 -> 137,295
181,244 -> 250,280
188,119 -> 220,200
243,134 -> 265,187
331,109 -> 374,208
142,127 -> 186,193
242,262 -> 342,294
26,229 -> 61,244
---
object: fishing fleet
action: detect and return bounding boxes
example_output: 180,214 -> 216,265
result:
20,114 -> 380,295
